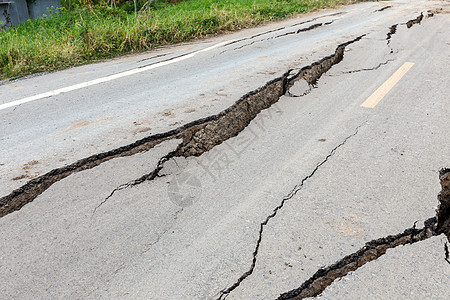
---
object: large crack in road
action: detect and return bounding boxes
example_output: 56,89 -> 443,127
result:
386,24 -> 397,54
1,11 -> 436,218
94,35 -> 365,214
278,168 -> 450,299
0,35 -> 364,218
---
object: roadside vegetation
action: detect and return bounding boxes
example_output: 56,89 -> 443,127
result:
0,0 -> 366,80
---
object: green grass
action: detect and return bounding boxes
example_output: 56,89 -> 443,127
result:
0,0 -> 366,80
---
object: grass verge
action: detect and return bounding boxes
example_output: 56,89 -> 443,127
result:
0,0 -> 369,80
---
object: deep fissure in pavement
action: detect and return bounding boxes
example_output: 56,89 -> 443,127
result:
173,35 -> 365,158
375,6 -> 391,12
386,24 -> 397,53
2,12 -> 434,218
406,13 -> 423,28
0,137 -> 170,217
277,220 -> 436,300
277,168 -> 450,300
445,242 -> 450,265
436,169 -> 450,238
96,35 -> 365,215
0,35 -> 364,218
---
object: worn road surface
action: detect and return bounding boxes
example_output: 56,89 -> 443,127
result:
1,0 -> 449,299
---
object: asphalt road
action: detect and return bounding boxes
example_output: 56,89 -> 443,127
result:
1,0 -> 449,299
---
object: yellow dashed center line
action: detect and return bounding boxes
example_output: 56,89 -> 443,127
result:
361,62 -> 415,108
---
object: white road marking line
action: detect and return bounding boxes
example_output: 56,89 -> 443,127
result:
0,41 -> 231,111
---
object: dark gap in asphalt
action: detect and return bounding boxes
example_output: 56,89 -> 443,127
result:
0,35 -> 365,218
277,168 -> 450,300
445,242 -> 450,265
406,13 -> 423,28
375,6 -> 391,12
386,24 -> 397,53
436,168 -> 450,240
94,35 -> 366,214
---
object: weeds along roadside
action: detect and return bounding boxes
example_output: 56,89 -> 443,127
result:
0,0 -> 366,80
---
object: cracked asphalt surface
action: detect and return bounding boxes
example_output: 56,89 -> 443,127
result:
1,0 -> 449,299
